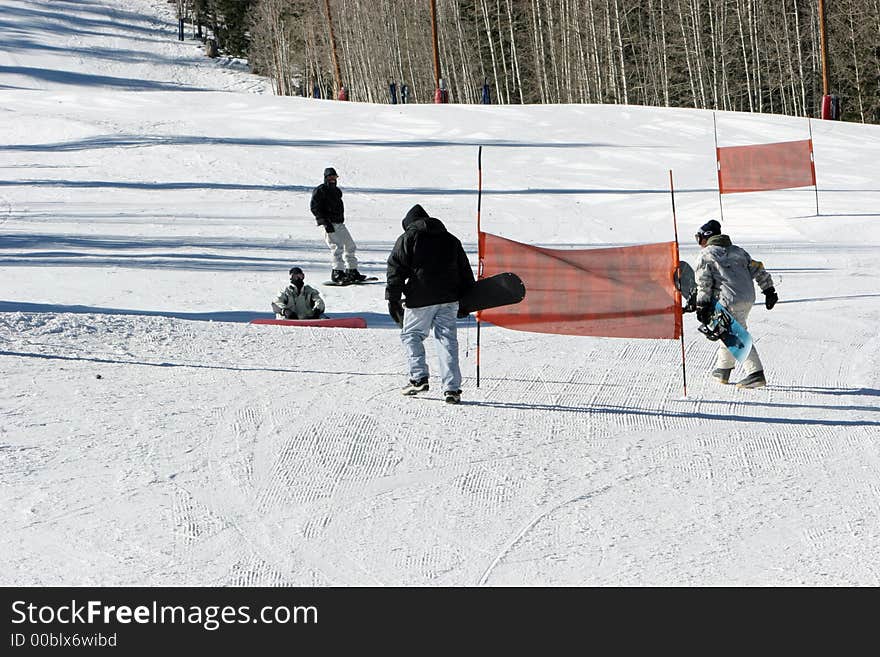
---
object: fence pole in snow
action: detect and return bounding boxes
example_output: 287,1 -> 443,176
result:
808,118 -> 820,215
670,170 -> 688,398
476,146 -> 483,388
713,112 -> 724,223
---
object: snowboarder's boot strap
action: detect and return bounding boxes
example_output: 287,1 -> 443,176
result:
331,269 -> 350,284
402,377 -> 429,396
345,269 -> 367,283
444,390 -> 461,404
736,370 -> 766,389
712,368 -> 733,384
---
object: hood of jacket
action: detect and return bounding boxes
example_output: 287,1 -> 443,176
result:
706,234 -> 732,247
402,204 -> 446,233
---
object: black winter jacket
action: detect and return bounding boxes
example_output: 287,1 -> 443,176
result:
386,205 -> 475,308
310,182 -> 344,226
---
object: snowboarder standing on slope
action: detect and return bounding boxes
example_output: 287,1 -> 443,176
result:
272,267 -> 326,319
386,204 -> 475,404
692,220 -> 778,389
310,167 -> 367,285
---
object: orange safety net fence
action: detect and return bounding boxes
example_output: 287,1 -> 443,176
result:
717,139 -> 816,194
478,232 -> 681,339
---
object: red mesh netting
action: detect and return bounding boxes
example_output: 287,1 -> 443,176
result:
717,139 -> 816,194
478,232 -> 681,339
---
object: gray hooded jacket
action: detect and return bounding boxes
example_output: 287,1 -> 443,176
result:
695,235 -> 774,312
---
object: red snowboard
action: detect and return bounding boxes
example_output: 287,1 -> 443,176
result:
250,317 -> 367,329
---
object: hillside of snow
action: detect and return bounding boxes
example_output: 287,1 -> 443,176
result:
1,0 -> 879,586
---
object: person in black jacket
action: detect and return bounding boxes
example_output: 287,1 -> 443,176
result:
386,204 -> 475,404
310,167 -> 366,284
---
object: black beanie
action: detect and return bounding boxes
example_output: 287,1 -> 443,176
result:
289,266 -> 304,277
697,220 -> 722,239
323,167 -> 338,179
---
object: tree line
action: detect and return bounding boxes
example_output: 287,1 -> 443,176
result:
175,0 -> 880,124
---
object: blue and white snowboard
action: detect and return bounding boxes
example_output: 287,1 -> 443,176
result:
701,301 -> 754,363
676,261 -> 753,363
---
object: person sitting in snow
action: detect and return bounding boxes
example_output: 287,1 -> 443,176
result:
691,219 -> 778,389
271,267 -> 326,319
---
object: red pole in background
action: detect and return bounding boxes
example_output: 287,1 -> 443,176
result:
669,169 -> 688,398
430,0 -> 445,103
323,0 -> 343,100
817,0 -> 837,120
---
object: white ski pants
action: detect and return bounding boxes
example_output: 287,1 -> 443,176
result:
714,302 -> 764,375
322,222 -> 358,271
400,302 -> 462,393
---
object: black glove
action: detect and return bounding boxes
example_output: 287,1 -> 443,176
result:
282,308 -> 296,319
696,304 -> 712,324
682,293 -> 697,314
388,299 -> 404,327
763,287 -> 778,310
323,222 -> 335,234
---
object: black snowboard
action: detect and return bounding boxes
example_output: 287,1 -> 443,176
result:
458,272 -> 526,315
323,276 -> 380,287
675,261 -> 697,309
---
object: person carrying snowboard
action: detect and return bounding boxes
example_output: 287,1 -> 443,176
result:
310,167 -> 367,285
272,267 -> 326,319
692,220 -> 778,388
386,204 -> 475,404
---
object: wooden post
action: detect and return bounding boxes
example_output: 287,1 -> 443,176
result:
323,0 -> 343,98
818,0 -> 830,97
430,0 -> 442,98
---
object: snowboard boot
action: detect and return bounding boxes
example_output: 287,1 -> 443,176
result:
402,377 -> 429,396
444,390 -> 462,404
712,368 -> 733,384
736,370 -> 766,389
331,269 -> 350,285
345,268 -> 367,283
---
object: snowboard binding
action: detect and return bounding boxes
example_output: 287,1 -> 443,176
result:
698,311 -> 732,342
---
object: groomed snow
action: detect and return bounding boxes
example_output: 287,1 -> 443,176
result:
1,0 -> 879,586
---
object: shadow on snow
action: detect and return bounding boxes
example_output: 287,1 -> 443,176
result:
0,301 -> 400,328
457,398 -> 880,427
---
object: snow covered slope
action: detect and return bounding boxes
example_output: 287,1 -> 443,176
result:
1,0 -> 879,586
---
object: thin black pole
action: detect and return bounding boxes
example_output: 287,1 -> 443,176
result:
670,170 -> 688,398
476,146 -> 483,388
808,117 -> 820,215
713,111 -> 724,222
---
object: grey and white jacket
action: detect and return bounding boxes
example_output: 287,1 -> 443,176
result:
272,283 -> 325,319
694,235 -> 774,312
